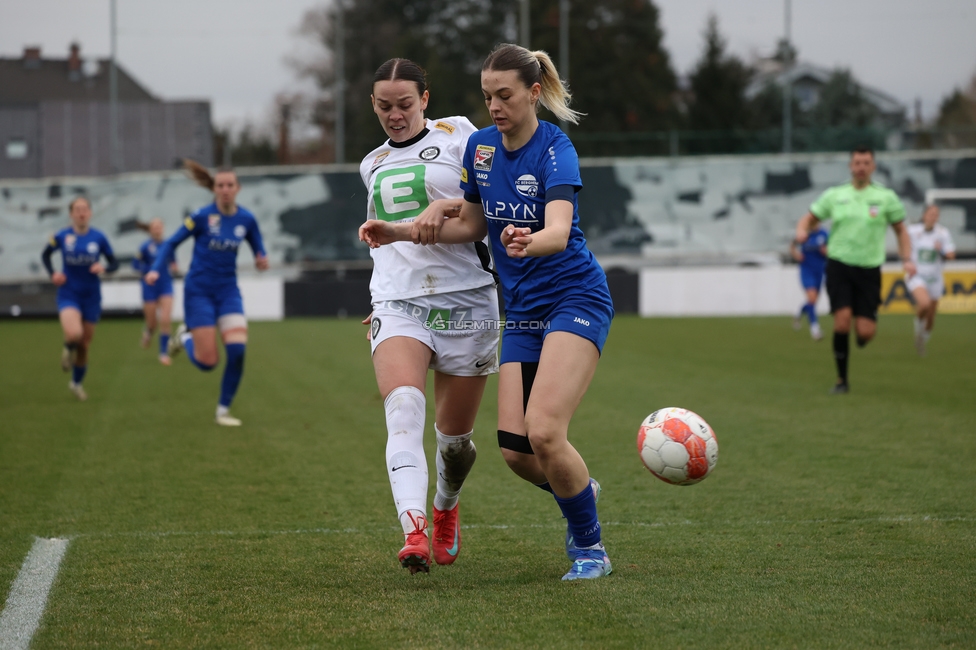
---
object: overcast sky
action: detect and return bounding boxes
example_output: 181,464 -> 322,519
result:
2,0 -> 974,130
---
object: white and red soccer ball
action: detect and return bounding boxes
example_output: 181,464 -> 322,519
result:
637,407 -> 718,485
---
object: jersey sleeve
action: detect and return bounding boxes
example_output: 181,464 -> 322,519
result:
449,118 -> 478,176
459,137 -> 479,201
541,133 -> 582,192
98,232 -> 119,273
810,188 -> 833,221
885,191 -> 906,224
41,232 -> 61,276
150,218 -> 195,274
245,216 -> 266,257
941,227 -> 956,255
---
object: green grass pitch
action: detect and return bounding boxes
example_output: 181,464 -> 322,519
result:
1,314 -> 974,648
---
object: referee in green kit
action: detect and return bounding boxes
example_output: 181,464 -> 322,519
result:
795,146 -> 916,394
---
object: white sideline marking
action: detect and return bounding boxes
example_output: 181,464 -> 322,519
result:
0,538 -> 69,650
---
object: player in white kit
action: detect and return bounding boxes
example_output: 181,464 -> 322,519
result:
358,58 -> 500,574
906,204 -> 956,356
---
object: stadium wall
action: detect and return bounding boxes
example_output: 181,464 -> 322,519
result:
2,150 -> 975,318
4,262 -> 974,320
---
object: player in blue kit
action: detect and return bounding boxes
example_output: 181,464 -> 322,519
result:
133,218 -> 179,365
790,226 -> 829,340
41,196 -> 119,400
362,43 -> 612,581
145,161 -> 269,426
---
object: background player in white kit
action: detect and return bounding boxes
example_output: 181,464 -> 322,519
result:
358,58 -> 500,574
907,204 -> 955,356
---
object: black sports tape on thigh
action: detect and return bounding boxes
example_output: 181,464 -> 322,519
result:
498,429 -> 534,455
520,361 -> 539,416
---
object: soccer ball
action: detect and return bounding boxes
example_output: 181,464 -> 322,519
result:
637,407 -> 718,485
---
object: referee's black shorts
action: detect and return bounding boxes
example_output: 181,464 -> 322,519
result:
825,258 -> 882,321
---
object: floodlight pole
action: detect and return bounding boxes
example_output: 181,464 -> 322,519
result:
335,1 -> 346,164
109,0 -> 119,173
558,0 -> 569,132
782,0 -> 792,154
519,0 -> 530,48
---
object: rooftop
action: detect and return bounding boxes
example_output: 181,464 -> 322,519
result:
0,43 -> 157,104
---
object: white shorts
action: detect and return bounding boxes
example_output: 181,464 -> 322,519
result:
370,285 -> 500,377
906,274 -> 944,301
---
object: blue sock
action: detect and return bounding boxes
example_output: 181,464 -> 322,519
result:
535,481 -> 554,494
159,334 -> 170,356
72,364 -> 87,384
554,483 -> 601,549
219,343 -> 246,408
806,304 -> 818,326
183,336 -> 216,372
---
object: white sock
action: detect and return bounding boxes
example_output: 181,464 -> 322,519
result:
923,329 -> 932,342
384,386 -> 429,535
216,405 -> 229,418
433,426 -> 476,512
913,317 -> 922,335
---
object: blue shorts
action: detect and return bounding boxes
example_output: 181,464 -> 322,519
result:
500,293 -> 614,364
183,282 -> 244,330
141,276 -> 173,303
57,283 -> 102,323
800,265 -> 825,290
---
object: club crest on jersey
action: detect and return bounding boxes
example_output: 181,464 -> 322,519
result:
234,225 -> 246,238
474,145 -> 495,172
869,204 -> 880,218
208,215 -> 221,234
371,151 -> 390,169
434,121 -> 455,135
515,174 -> 539,197
148,243 -> 157,255
64,234 -> 76,250
87,242 -> 99,254
419,146 -> 440,161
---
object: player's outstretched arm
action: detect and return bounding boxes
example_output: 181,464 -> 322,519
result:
503,199 -> 572,258
411,199 -> 463,245
891,221 -> 916,277
359,220 -> 412,248
795,212 -> 820,244
411,200 -> 486,246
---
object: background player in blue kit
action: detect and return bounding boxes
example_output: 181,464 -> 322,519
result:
133,218 -> 179,365
790,226 -> 829,340
145,161 -> 269,426
41,196 -> 119,401
362,43 -> 613,581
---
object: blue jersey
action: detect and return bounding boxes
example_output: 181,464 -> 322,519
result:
800,228 -> 829,272
134,238 -> 175,280
459,121 -> 608,314
45,227 -> 115,288
152,203 -> 265,288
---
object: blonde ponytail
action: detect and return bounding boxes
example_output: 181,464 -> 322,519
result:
532,50 -> 583,125
482,43 -> 584,125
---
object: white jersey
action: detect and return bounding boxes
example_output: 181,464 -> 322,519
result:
361,116 -> 495,302
908,223 -> 955,281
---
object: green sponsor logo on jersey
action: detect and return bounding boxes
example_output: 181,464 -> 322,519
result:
373,165 -> 429,221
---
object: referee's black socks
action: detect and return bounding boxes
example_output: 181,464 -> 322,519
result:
833,332 -> 849,384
